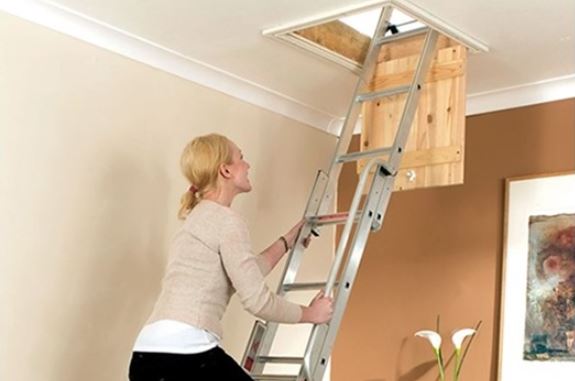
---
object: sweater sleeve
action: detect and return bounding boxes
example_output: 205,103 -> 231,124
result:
219,214 -> 302,324
255,254 -> 272,276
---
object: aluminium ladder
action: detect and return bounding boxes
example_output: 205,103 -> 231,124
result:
242,6 -> 439,381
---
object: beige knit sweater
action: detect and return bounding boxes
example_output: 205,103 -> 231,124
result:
147,200 -> 303,338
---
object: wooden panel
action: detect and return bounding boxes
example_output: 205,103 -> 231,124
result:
358,36 -> 467,191
400,145 -> 462,168
377,34 -> 457,62
371,58 -> 464,89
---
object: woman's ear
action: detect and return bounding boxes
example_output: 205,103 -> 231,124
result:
219,163 -> 232,179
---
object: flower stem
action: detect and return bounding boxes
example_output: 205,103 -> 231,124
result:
454,348 -> 461,381
457,320 -> 482,379
435,348 -> 445,381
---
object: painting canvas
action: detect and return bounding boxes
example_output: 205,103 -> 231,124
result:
524,214 -> 575,360
499,172 -> 575,380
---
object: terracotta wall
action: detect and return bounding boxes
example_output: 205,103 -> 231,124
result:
333,99 -> 575,381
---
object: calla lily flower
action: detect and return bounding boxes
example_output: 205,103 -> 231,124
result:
415,330 -> 442,350
451,328 -> 476,350
415,330 -> 445,381
451,328 -> 476,381
415,321 -> 480,381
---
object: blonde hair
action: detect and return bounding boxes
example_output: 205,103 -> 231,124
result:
178,134 -> 232,219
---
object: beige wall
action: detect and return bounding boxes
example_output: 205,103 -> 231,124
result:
334,99 -> 575,381
0,12 -> 336,381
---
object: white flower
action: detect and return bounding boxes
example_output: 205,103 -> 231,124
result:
415,330 -> 442,350
451,328 -> 476,350
415,323 -> 480,381
415,330 -> 445,381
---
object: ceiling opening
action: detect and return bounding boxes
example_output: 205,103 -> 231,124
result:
263,2 -> 487,73
339,7 -> 424,37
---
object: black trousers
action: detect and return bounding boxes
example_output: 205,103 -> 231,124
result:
128,347 -> 254,381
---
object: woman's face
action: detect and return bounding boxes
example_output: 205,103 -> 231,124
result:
225,142 -> 252,193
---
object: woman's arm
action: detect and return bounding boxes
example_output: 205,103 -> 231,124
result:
258,237 -> 290,273
258,220 -> 309,274
221,215 -> 332,325
220,217 -> 303,324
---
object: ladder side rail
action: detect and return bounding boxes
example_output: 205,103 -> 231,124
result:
247,170 -> 330,376
302,170 -> 329,220
302,161 -> 391,380
279,170 -> 330,297
300,158 -> 387,378
369,30 -> 439,234
387,29 -> 439,174
323,157 -> 386,297
247,247 -> 312,375
310,170 -> 394,381
315,6 -> 394,218
344,30 -> 439,238
370,176 -> 394,232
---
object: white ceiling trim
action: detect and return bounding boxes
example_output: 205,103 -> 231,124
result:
391,0 -> 488,53
263,0 -> 489,53
0,0 -> 338,132
1,0 -> 572,136
467,74 -> 575,116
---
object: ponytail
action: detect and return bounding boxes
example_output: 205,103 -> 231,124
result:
178,189 -> 200,220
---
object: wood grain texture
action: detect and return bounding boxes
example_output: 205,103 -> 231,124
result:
359,35 -> 467,191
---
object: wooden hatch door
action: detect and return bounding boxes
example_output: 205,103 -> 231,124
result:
358,34 -> 467,191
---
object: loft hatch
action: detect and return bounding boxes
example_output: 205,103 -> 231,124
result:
263,1 -> 488,73
264,1 -> 490,192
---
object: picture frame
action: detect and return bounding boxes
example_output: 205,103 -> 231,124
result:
499,171 -> 575,380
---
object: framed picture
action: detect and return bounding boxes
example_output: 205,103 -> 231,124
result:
499,172 -> 575,380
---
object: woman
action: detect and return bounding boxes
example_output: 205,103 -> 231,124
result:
129,133 -> 334,380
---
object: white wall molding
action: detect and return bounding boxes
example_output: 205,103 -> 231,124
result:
467,75 -> 575,116
0,0 -> 337,132
1,0 -> 573,136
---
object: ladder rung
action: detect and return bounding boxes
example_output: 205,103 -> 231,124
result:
376,26 -> 429,45
251,375 -> 298,381
283,282 -> 339,292
257,356 -> 303,364
394,19 -> 421,29
355,85 -> 410,103
308,211 -> 361,226
336,147 -> 394,164
283,282 -> 326,291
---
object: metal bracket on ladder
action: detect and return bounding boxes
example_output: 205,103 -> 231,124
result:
242,4 -> 439,380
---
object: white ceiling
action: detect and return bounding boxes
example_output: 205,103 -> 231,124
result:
3,0 -> 575,131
